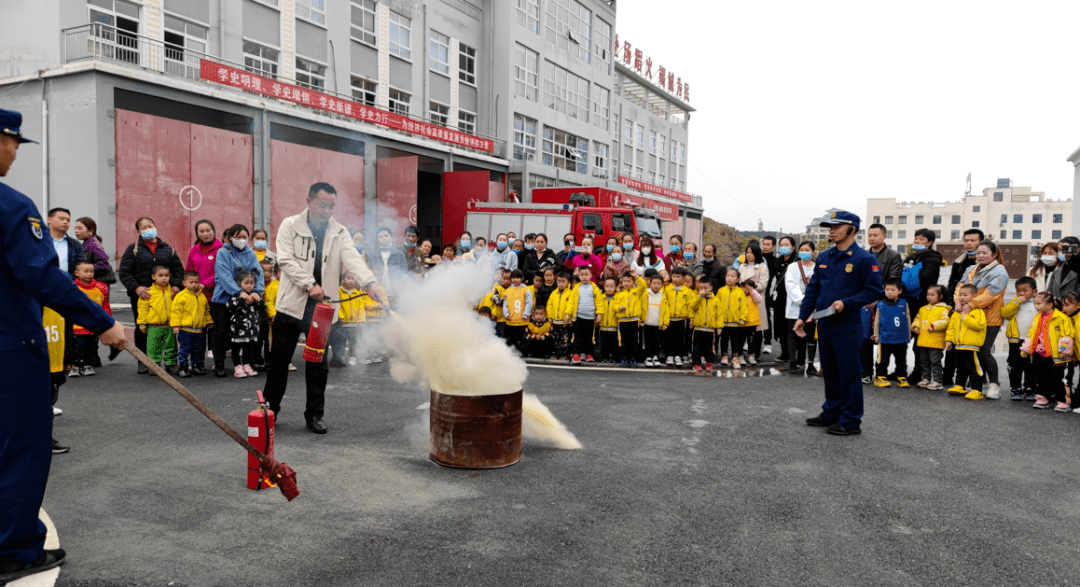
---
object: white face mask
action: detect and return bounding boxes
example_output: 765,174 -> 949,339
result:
232,239 -> 248,250
1041,255 -> 1058,267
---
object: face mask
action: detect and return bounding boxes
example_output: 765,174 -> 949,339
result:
565,240 -> 574,248
379,243 -> 392,250
623,243 -> 633,251
911,244 -> 926,252
140,228 -> 157,241
967,250 -> 976,256
606,244 -> 615,253
1059,253 -> 1067,262
525,243 -> 535,251
611,253 -> 623,262
670,244 -> 682,253
798,251 -> 812,261
683,251 -> 694,260
641,247 -> 652,256
232,239 -> 248,250
1041,255 -> 1058,266
459,239 -> 472,250
508,237 -> 516,246
777,246 -> 792,256
253,240 -> 267,250
497,241 -> 508,251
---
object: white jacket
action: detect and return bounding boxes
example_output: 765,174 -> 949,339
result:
275,208 -> 378,323
784,261 -> 815,320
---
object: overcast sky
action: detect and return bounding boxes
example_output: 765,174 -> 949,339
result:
615,0 -> 1080,235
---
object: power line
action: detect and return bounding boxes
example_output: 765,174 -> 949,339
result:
689,161 -> 763,219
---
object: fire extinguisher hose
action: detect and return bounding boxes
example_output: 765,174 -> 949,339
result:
124,342 -> 299,501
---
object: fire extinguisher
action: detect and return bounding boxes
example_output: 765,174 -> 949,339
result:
248,390 -> 275,490
302,302 -> 336,363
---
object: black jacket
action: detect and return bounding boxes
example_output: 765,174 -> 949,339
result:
51,234 -> 86,276
521,248 -> 559,277
873,246 -> 904,284
902,248 -> 943,309
947,253 -> 978,299
771,254 -> 797,311
118,238 -> 185,294
689,257 -> 726,292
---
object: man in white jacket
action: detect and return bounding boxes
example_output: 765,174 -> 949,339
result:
264,182 -> 385,434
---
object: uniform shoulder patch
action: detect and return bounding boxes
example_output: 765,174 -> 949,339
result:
28,216 -> 42,240
872,265 -> 880,272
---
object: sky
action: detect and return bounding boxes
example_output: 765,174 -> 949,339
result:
615,0 -> 1080,235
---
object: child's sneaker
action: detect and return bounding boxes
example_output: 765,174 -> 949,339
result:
80,366 -> 96,376
926,381 -> 943,390
348,357 -> 357,366
985,383 -> 1000,400
644,357 -> 654,367
705,364 -> 714,377
896,377 -> 911,388
68,367 -> 80,378
1033,395 -> 1051,409
732,357 -> 741,369
916,379 -> 930,388
651,356 -> 661,367
947,385 -> 967,396
177,367 -> 191,378
288,363 -> 297,371
873,377 -> 891,388
1010,389 -> 1023,401
674,356 -> 683,367
666,356 -> 675,366
719,356 -> 730,367
571,354 -> 582,365
234,365 -> 247,378
693,364 -> 704,376
620,360 -> 628,368
965,389 -> 984,401
861,375 -> 873,384
1025,392 -> 1037,401
1055,402 -> 1072,413
747,355 -> 758,366
806,364 -> 819,376
629,360 -> 637,368
243,364 -> 258,377
585,355 -> 595,363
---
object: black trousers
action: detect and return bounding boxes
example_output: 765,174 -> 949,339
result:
789,320 -> 817,366
504,324 -> 527,353
860,340 -> 874,377
666,319 -> 687,357
1032,353 -> 1065,403
955,349 -> 983,392
642,324 -> 661,358
1007,342 -> 1031,391
211,302 -> 232,370
551,324 -> 570,358
254,319 -> 271,366
776,316 -> 791,359
599,329 -> 619,361
129,292 -> 148,354
692,330 -> 716,365
74,334 -> 99,367
876,343 -> 908,378
746,329 -> 763,357
942,348 -> 958,386
232,341 -> 257,367
619,322 -> 639,361
571,318 -> 595,356
526,336 -> 554,358
263,302 -> 328,421
719,328 -> 746,357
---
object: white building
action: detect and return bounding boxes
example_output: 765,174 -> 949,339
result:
803,209 -> 865,247
866,180 -> 1071,255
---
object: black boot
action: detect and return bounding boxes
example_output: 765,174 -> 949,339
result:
191,362 -> 207,376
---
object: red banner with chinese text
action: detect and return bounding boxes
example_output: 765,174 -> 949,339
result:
617,176 -> 692,203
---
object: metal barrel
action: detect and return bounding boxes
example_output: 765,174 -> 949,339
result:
429,389 -> 522,469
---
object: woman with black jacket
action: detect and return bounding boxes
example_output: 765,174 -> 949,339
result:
520,233 -> 558,276
117,216 -> 185,374
770,236 -> 797,363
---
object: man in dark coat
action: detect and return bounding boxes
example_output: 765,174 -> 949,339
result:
903,228 -> 944,382
867,223 -> 903,283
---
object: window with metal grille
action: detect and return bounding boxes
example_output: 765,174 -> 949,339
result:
243,40 -> 279,79
389,88 -> 410,115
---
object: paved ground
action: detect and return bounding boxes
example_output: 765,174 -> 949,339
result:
39,328 -> 1080,587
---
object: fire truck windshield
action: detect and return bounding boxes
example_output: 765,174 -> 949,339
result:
636,216 -> 661,238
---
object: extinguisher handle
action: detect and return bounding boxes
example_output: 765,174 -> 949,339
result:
256,390 -> 265,405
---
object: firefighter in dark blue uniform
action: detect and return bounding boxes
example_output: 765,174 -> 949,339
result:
793,211 -> 883,436
0,109 -> 127,582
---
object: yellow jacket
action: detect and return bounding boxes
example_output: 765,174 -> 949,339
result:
170,288 -> 213,332
663,284 -> 699,321
527,319 -> 552,338
338,287 -> 367,324
1025,310 -> 1075,364
567,282 -> 604,322
613,276 -> 648,323
361,286 -> 385,320
597,294 -> 620,331
690,293 -> 723,331
264,279 -> 279,320
481,284 -> 507,323
546,287 -> 575,325
716,286 -> 749,327
911,302 -> 950,350
945,309 -> 987,351
744,289 -> 762,328
137,284 -> 173,326
43,308 -> 66,373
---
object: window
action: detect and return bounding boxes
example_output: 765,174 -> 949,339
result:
542,61 -> 589,121
164,15 -> 207,77
458,110 -> 476,134
459,44 -> 476,85
594,18 -> 611,75
635,165 -> 643,179
1032,213 -> 1043,223
649,131 -> 656,154
513,44 -> 539,101
243,40 -> 280,79
648,169 -> 656,183
544,0 -> 591,63
670,140 -> 678,161
1001,214 -> 1007,224
350,0 -> 377,46
1053,230 -> 1063,239
89,0 -> 141,65
1000,230 -> 1006,239
513,114 -> 537,160
429,101 -> 449,126
516,0 -> 539,34
951,230 -> 960,240
582,213 -> 601,234
622,161 -> 632,176
295,56 -> 326,89
993,191 -> 1003,202
1012,230 -> 1021,239
592,141 -> 608,178
972,221 -> 980,228
1032,230 -> 1042,240
951,215 -> 961,224
623,123 -> 632,145
389,11 -> 411,59
934,230 -> 942,240
636,124 -> 644,150
429,31 -> 449,74
898,230 -> 907,239
541,126 -> 588,175
1054,214 -> 1064,223
388,88 -> 410,115
592,85 -> 609,130
886,230 -> 893,239
898,215 -> 907,224
350,76 -> 376,106
1013,214 -> 1023,223
915,215 -> 923,224
932,215 -> 941,225
659,135 -> 666,159
884,215 -> 893,224
972,205 -> 980,213
611,114 -> 618,140
680,145 -> 685,163
659,171 -> 665,185
873,216 -> 881,224
296,0 -> 326,25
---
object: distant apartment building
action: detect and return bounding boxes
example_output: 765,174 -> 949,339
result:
803,208 -> 865,247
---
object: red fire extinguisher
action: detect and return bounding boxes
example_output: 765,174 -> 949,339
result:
302,302 -> 336,363
248,390 -> 275,490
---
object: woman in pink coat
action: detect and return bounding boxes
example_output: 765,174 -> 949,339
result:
564,236 -> 603,283
184,219 -> 222,374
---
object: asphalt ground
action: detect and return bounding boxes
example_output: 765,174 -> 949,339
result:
38,328 -> 1080,587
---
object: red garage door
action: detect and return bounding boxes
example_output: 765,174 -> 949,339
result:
270,140 -> 365,237
376,156 -> 418,240
115,110 -> 254,265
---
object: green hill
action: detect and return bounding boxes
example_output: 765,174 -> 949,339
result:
701,217 -> 746,265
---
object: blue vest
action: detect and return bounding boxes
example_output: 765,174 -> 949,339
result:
876,299 -> 910,344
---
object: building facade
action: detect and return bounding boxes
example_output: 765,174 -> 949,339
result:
0,0 -> 702,269
866,181 -> 1071,256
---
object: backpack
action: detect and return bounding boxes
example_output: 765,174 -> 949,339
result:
860,303 -> 876,341
902,260 -> 923,300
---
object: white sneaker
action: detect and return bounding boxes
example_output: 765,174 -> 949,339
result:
666,356 -> 674,366
67,367 -> 80,378
762,347 -> 772,354
348,357 -> 357,366
644,357 -> 654,367
360,358 -> 373,365
207,350 -> 214,360
53,407 -> 62,416
674,356 -> 683,367
287,363 -> 297,371
732,358 -> 741,369
747,356 -> 758,365
986,383 -> 1000,400
372,356 -> 384,363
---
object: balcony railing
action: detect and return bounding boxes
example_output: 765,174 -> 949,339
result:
62,22 -> 506,158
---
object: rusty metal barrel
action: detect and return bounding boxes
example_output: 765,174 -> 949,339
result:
429,389 -> 522,469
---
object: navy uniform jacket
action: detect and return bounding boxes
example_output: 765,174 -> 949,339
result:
0,182 -> 115,351
798,243 -> 884,323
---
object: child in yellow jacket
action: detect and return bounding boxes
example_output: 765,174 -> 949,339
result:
568,265 -> 604,364
1023,291 -> 1076,410
171,271 -> 213,377
910,284 -> 950,390
717,268 -> 749,368
44,307 -> 74,453
613,273 -> 647,367
662,268 -> 699,368
546,271 -> 575,359
596,276 -> 622,362
945,283 -> 987,399
741,280 -> 766,366
526,307 -> 554,358
1000,276 -> 1037,399
138,265 -> 178,371
329,273 -> 367,367
689,277 -> 722,375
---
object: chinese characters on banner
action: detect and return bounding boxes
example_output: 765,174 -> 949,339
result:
617,176 -> 692,203
198,60 -> 494,153
615,38 -> 690,103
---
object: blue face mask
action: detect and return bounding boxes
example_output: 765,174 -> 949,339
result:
670,244 -> 681,253
683,251 -> 694,260
967,250 -> 976,256
497,241 -> 508,251
777,246 -> 792,256
253,239 -> 267,250
623,243 -> 633,250
140,228 -> 157,241
1060,252 -> 1067,262
507,237 -> 516,246
606,244 -> 615,252
611,253 -> 623,262
911,244 -> 926,252
459,239 -> 471,251
525,243 -> 535,250
379,243 -> 392,250
798,251 -> 812,261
